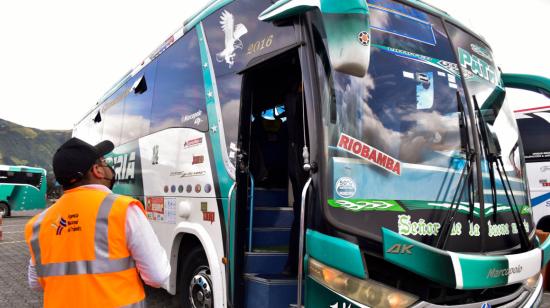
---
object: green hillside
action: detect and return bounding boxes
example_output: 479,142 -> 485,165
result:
0,118 -> 71,175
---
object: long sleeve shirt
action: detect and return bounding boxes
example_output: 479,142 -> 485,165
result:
28,185 -> 171,290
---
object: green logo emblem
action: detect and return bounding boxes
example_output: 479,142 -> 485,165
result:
328,199 -> 405,212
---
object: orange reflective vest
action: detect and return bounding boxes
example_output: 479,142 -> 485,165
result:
25,187 -> 146,308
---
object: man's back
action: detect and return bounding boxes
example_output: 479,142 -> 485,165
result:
25,186 -> 146,307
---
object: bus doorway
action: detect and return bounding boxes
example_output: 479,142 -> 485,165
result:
235,48 -> 308,308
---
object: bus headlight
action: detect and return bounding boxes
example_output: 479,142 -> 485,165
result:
524,273 -> 540,291
308,258 -> 418,308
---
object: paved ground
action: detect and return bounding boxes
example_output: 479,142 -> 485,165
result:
3,214 -> 550,307
0,214 -> 178,307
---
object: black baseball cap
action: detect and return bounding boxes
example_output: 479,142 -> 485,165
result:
53,137 -> 114,186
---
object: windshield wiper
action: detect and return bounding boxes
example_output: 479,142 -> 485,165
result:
436,91 -> 475,249
473,96 -> 532,251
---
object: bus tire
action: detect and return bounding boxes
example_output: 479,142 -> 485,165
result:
177,246 -> 213,308
0,202 -> 10,218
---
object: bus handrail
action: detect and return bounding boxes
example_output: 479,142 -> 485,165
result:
248,174 -> 255,252
296,177 -> 312,308
225,181 -> 236,305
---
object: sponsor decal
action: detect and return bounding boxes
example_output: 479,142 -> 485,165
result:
486,265 -> 522,279
178,185 -> 184,193
163,185 -> 169,193
165,198 -> 177,224
146,197 -> 166,221
328,199 -> 405,212
186,185 -> 193,193
152,145 -> 159,165
170,185 -> 176,193
216,10 -> 248,68
192,155 -> 205,165
539,179 -> 550,187
181,110 -> 203,124
358,31 -> 370,46
335,177 -> 356,198
184,137 -> 203,148
203,211 -> 215,223
458,47 -> 498,86
146,197 -> 165,214
337,133 -> 402,175
195,184 -> 202,193
200,201 -> 215,223
204,184 -> 212,193
386,243 -> 413,254
169,170 -> 207,178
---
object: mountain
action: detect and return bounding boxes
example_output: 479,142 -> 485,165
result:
0,118 -> 71,175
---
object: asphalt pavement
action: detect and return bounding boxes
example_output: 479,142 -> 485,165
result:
2,214 -> 550,307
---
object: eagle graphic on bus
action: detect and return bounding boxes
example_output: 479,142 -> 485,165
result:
215,10 -> 248,68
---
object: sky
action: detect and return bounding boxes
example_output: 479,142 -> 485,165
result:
1,0 -> 549,130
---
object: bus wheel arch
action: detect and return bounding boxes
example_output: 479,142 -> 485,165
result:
0,202 -> 10,217
174,233 -> 213,308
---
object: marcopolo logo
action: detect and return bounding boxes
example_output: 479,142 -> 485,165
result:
486,265 -> 523,279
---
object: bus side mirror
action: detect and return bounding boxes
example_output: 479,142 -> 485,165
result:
502,73 -> 550,100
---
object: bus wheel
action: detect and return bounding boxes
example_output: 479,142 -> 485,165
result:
0,203 -> 9,218
179,246 -> 213,308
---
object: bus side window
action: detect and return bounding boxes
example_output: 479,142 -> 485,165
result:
150,28 -> 207,133
101,86 -> 127,146
215,73 -> 242,166
120,60 -> 158,144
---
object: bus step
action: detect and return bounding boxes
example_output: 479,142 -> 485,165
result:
253,207 -> 294,228
245,251 -> 288,274
253,188 -> 288,207
250,227 -> 290,248
244,273 -> 297,308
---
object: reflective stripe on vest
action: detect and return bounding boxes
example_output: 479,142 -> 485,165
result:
122,299 -> 146,308
30,194 -> 136,277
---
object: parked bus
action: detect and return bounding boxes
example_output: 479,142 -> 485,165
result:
73,0 -> 550,306
0,165 -> 47,217
515,105 -> 550,228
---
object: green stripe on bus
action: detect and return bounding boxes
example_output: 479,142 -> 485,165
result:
196,21 -> 236,301
306,229 -> 366,279
382,228 -> 456,287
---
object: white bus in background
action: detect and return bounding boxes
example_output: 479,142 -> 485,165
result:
515,104 -> 550,228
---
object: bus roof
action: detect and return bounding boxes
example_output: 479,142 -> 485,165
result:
79,0 -> 489,127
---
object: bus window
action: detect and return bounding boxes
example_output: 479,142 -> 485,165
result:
150,28 -> 207,133
101,86 -> 127,146
216,74 -> 242,167
120,60 -> 158,143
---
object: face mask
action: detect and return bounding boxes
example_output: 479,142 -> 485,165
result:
103,164 -> 116,190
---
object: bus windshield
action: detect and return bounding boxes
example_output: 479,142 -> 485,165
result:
320,0 -> 531,252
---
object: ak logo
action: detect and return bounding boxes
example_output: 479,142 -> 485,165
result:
386,243 -> 413,255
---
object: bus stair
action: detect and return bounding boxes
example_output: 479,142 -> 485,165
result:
244,188 -> 299,308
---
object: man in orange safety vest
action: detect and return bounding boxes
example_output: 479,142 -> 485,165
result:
25,138 -> 170,307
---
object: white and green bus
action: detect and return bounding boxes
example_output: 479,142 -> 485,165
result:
73,0 -> 550,306
0,165 -> 47,217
